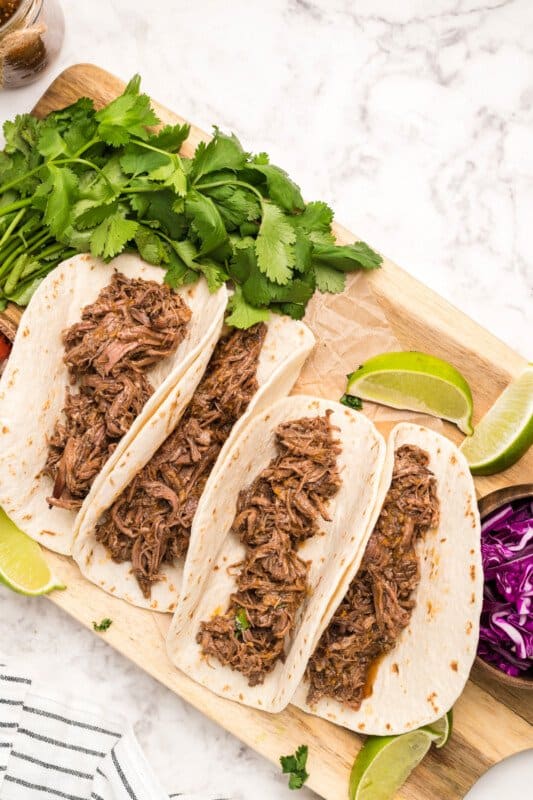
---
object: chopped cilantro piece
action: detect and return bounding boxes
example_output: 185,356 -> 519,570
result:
280,745 -> 309,790
340,393 -> 363,410
234,608 -> 250,637
93,618 -> 113,632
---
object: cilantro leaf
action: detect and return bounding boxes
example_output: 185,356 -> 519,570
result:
312,241 -> 382,271
73,200 -> 118,230
196,259 -> 228,292
37,124 -> 68,160
274,301 -> 306,320
134,228 -> 169,265
227,242 -> 256,283
234,608 -> 250,638
136,190 -> 187,239
148,123 -> 190,151
249,160 -> 305,213
314,264 -> 346,294
185,189 -> 227,256
53,97 -> 97,155
90,212 -> 138,259
255,202 -> 296,285
280,745 -> 309,791
203,185 -> 260,230
293,230 -> 313,274
3,114 -> 40,156
225,286 -> 269,329
95,74 -> 160,146
164,251 -> 199,289
120,145 -> 169,176
43,165 -> 78,238
150,155 -> 187,196
292,200 -> 333,233
242,265 -> 314,308
93,618 -> 112,632
191,128 -> 246,182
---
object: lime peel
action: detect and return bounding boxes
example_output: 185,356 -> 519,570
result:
349,731 -> 432,800
0,508 -> 65,596
347,352 -> 474,435
349,711 -> 452,800
460,364 -> 533,475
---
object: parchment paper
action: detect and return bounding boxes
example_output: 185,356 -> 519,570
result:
294,272 -> 443,434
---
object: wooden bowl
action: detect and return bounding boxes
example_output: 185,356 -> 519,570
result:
475,483 -> 533,691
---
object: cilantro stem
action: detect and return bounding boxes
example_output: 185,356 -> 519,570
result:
0,168 -> 44,196
72,137 -> 100,159
38,242 -> 66,260
0,208 -> 26,249
0,230 -> 52,280
131,138 -> 182,159
122,186 -> 158,194
0,245 -> 25,279
24,229 -> 53,254
56,157 -> 114,192
0,197 -> 33,216
4,254 -> 26,294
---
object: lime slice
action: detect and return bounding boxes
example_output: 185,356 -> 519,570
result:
422,710 -> 453,748
460,364 -> 533,475
346,352 -> 474,434
0,508 -> 65,595
349,731 -> 433,800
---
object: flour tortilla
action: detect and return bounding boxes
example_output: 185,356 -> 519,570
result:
166,396 -> 387,711
0,253 -> 228,555
292,422 -> 482,735
72,317 -> 315,612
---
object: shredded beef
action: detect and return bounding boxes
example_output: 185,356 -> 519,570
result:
305,444 -> 440,709
197,411 -> 342,687
94,324 -> 267,598
43,273 -> 191,510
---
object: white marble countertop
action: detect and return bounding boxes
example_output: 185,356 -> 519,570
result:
0,1 -> 531,798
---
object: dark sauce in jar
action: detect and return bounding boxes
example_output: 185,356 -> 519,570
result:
0,1 -> 22,26
0,0 -> 64,89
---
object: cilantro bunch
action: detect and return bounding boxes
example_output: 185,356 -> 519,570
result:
0,75 -> 382,326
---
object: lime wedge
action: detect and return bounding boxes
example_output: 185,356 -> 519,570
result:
0,508 -> 65,595
460,364 -> 533,475
346,352 -> 474,434
349,731 -> 433,800
422,710 -> 453,748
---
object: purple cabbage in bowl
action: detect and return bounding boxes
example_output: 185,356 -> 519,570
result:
478,498 -> 533,677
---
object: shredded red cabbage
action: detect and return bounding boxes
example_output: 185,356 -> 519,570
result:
478,497 -> 533,677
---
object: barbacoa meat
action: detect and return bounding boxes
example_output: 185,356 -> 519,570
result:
95,324 -> 267,598
44,273 -> 191,511
305,444 -> 440,709
197,411 -> 342,687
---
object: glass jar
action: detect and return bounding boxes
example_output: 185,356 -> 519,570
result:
0,0 -> 64,89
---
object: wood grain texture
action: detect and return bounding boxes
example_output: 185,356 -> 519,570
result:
2,64 -> 531,800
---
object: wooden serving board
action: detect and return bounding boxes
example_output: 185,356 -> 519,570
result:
6,64 -> 533,800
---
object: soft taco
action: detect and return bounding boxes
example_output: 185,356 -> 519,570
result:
0,252 -> 228,554
166,395 -> 387,710
292,422 -> 482,734
72,317 -> 315,611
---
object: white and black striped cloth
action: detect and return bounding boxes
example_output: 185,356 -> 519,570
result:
0,662 -> 225,800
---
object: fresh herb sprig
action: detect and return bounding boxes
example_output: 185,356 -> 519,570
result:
280,744 -> 309,790
0,75 -> 382,325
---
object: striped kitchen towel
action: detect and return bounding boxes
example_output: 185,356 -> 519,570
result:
0,662 -> 225,800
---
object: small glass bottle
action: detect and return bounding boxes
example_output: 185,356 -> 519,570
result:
0,0 -> 64,90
